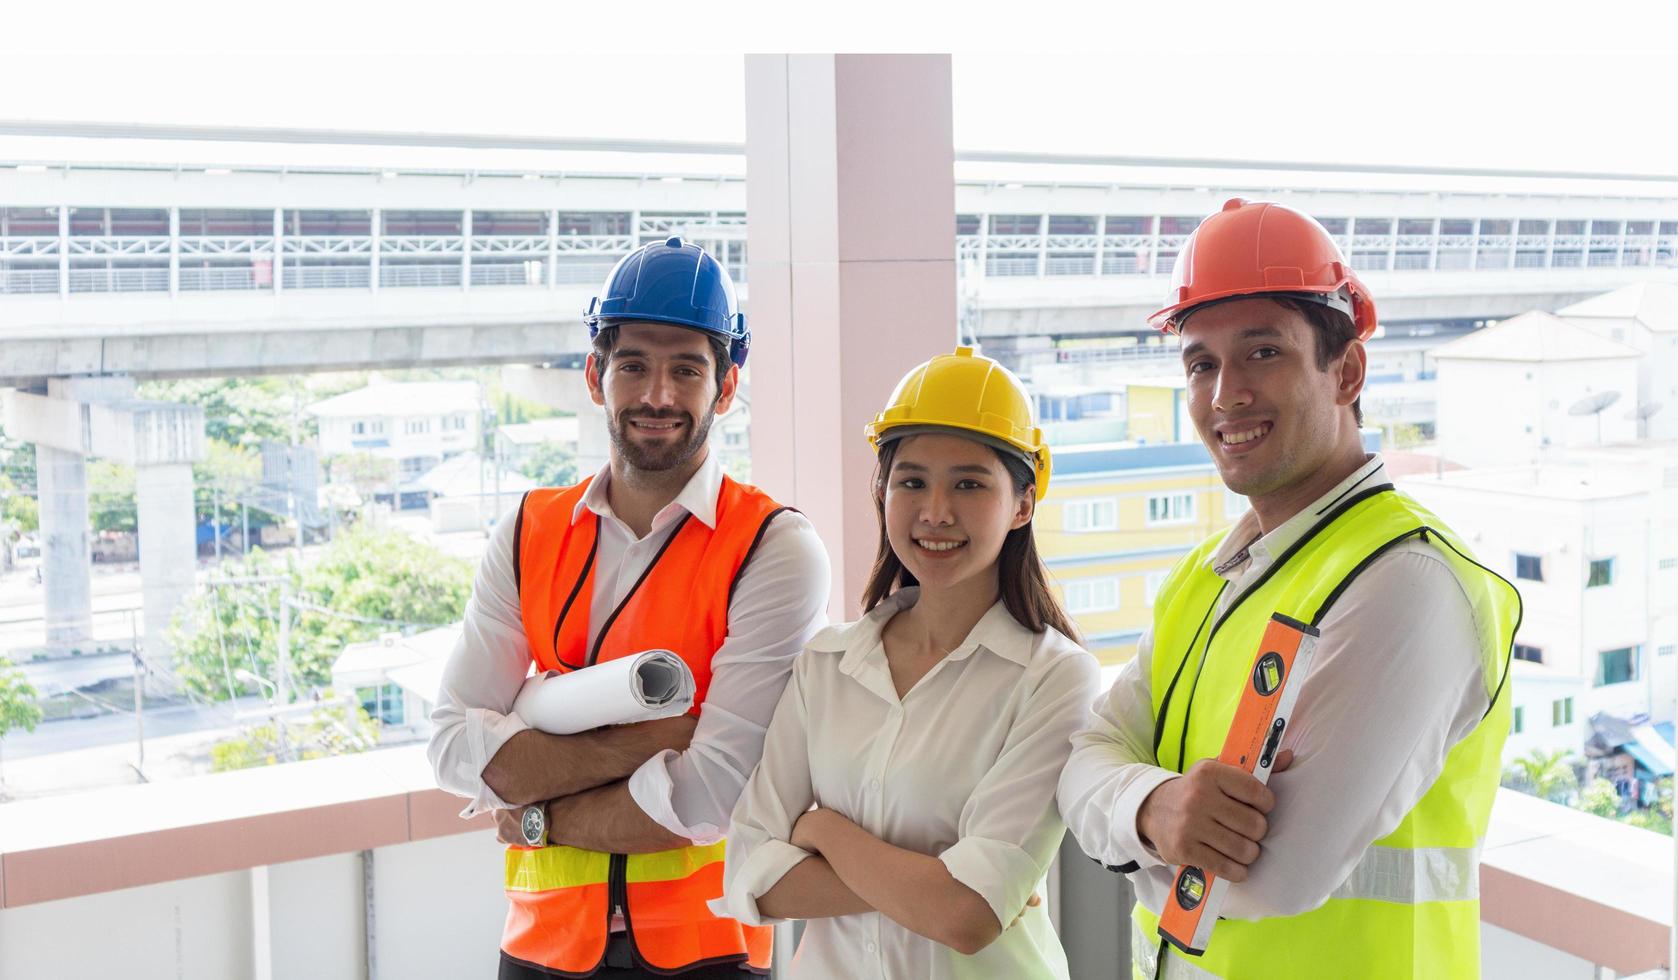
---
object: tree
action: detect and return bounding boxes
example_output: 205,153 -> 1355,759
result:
519,441 -> 577,488
0,655 -> 44,795
0,473 -> 38,535
1502,748 -> 1579,803
1578,778 -> 1623,818
88,460 -> 137,534
168,527 -> 473,702
1624,778 -> 1673,836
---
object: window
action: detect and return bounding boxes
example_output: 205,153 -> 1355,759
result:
1552,697 -> 1574,726
1515,553 -> 1544,581
405,418 -> 430,435
370,420 -> 386,435
1596,646 -> 1641,687
1144,570 -> 1170,607
1223,490 -> 1250,519
1147,493 -> 1196,526
445,413 -> 469,432
1063,498 -> 1118,532
1587,558 -> 1615,588
357,683 -> 406,726
1660,645 -> 1676,658
1513,644 -> 1543,664
351,421 -> 366,435
1512,707 -> 1524,734
1063,578 -> 1119,614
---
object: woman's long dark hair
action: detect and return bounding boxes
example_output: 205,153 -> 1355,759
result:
860,437 -> 1081,640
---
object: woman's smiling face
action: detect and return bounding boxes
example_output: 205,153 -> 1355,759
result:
883,432 -> 1033,593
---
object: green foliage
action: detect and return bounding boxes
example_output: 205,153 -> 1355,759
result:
88,460 -> 137,534
327,452 -> 398,495
210,695 -> 381,772
141,376 -> 318,449
1,474 -> 38,534
0,656 -> 43,738
169,528 -> 473,702
1578,778 -> 1623,818
1389,423 -> 1430,449
518,441 -> 577,488
1502,748 -> 1578,802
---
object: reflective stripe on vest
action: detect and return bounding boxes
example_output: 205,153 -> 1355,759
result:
507,842 -> 730,892
502,475 -> 786,976
1139,486 -> 1521,980
1330,842 -> 1481,905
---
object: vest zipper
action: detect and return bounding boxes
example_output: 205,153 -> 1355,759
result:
608,852 -> 635,964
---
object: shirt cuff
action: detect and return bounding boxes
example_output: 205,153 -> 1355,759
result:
710,836 -> 811,926
939,836 -> 1043,931
458,707 -> 530,818
1112,769 -> 1180,871
628,749 -> 722,844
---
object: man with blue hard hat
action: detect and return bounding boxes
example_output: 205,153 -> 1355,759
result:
429,237 -> 830,978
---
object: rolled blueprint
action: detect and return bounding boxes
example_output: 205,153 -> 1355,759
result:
512,649 -> 695,735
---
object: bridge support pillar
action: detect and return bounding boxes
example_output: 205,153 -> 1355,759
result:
36,443 -> 93,652
498,366 -> 611,479
134,461 -> 197,689
3,377 -> 204,687
743,54 -> 958,616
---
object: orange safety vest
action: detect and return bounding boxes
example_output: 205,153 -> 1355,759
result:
501,474 -> 784,977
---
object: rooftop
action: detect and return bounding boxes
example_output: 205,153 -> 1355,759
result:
1431,311 -> 1644,363
306,379 -> 480,419
1559,281 -> 1678,334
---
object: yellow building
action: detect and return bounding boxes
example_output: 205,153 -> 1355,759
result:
1037,441 -> 1249,666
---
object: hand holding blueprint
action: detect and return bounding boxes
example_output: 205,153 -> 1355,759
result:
512,650 -> 696,735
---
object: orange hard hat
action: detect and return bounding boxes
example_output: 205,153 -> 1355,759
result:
1148,198 -> 1379,340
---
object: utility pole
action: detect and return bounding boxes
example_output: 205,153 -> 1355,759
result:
131,613 -> 146,781
277,580 -> 291,707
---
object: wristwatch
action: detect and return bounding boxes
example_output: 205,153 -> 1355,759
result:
520,803 -> 548,848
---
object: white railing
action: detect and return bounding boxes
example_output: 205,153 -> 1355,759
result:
5,221 -> 1674,297
66,266 -> 169,293
283,265 -> 371,289
379,263 -> 462,288
0,268 -> 61,294
178,266 -> 262,291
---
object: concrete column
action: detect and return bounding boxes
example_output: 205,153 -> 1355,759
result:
743,54 -> 958,616
135,462 -> 196,686
36,444 -> 92,651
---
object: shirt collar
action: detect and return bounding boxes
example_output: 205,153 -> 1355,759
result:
571,453 -> 724,531
809,587 -> 1038,671
1206,454 -> 1388,581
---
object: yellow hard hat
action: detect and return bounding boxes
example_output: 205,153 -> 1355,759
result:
865,346 -> 1051,500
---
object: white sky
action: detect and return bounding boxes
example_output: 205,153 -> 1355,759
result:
3,0 -> 1676,176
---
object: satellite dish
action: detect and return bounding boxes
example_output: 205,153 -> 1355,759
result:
1626,402 -> 1663,420
1568,391 -> 1621,416
1568,391 -> 1622,444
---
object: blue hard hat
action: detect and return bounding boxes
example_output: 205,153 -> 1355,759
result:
585,236 -> 750,368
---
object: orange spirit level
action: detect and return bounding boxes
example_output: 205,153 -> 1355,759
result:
1157,612 -> 1320,957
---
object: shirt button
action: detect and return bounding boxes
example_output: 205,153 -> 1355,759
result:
869,779 -> 881,793
866,941 -> 877,953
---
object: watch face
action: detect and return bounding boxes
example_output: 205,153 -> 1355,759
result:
521,807 -> 544,845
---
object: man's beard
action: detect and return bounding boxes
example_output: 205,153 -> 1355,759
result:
607,406 -> 716,473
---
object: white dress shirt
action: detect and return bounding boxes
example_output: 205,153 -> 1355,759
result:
718,588 -> 1101,980
427,454 -> 831,844
1056,455 -> 1491,921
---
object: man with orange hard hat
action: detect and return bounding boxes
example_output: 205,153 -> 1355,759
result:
1057,199 -> 1522,978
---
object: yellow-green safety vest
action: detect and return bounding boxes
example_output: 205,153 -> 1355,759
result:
1132,485 -> 1521,980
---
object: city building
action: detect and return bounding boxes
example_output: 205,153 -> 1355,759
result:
1400,447 -> 1678,730
329,625 -> 461,742
1038,440 -> 1246,665
1557,281 -> 1678,441
1431,311 -> 1642,467
307,378 -> 482,483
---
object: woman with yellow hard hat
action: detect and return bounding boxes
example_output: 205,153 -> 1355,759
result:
716,347 -> 1099,979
